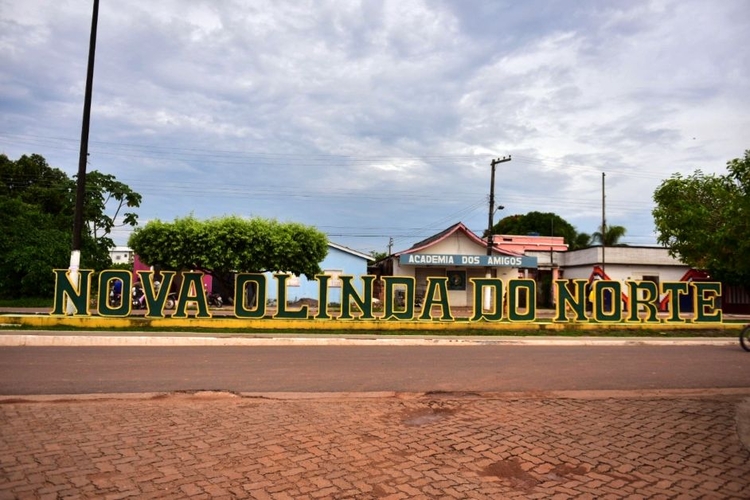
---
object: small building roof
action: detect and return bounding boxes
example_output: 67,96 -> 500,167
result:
328,242 -> 375,262
396,222 -> 524,256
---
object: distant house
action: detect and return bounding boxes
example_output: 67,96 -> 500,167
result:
557,246 -> 749,314
265,242 -> 375,304
109,246 -> 133,265
558,246 -> 690,284
374,222 -> 536,308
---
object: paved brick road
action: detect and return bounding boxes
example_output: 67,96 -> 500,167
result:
1,392 -> 749,499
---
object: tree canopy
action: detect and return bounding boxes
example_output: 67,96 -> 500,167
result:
653,150 -> 750,285
0,153 -> 141,298
128,216 -> 329,294
488,211 -> 591,250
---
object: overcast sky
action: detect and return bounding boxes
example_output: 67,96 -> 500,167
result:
1,0 -> 748,255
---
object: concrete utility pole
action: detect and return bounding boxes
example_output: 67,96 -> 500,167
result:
485,155 -> 511,310
67,0 -> 99,314
601,172 -> 606,275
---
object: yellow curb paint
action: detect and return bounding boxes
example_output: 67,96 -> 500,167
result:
1,314 -> 742,332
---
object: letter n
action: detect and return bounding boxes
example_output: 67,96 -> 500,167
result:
52,269 -> 93,316
340,276 -> 375,320
383,276 -> 415,320
553,279 -> 587,322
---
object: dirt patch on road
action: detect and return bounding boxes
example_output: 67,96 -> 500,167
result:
481,457 -> 539,491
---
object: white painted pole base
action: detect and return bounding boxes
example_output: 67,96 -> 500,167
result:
483,269 -> 492,311
65,250 -> 81,316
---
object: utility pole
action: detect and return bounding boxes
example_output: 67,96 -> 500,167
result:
485,155 -> 511,310
67,0 -> 99,314
550,217 -> 554,268
486,156 -> 511,256
387,237 -> 393,255
550,216 -> 555,308
601,172 -> 606,275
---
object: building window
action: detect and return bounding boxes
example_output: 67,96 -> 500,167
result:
447,270 -> 466,290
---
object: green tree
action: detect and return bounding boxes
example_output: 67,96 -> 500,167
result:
653,150 -> 750,285
573,232 -> 593,249
370,250 -> 388,261
83,171 -> 142,245
0,197 -> 70,297
128,215 -> 329,297
0,153 -> 141,298
592,225 -> 627,246
488,211 -> 591,250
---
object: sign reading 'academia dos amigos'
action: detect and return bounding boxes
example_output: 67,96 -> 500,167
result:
52,269 -> 723,323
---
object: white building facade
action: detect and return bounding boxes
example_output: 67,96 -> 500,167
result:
387,223 -> 537,307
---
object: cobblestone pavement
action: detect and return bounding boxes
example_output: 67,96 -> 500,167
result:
1,392 -> 749,499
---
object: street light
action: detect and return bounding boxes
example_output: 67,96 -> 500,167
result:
486,156 -> 511,256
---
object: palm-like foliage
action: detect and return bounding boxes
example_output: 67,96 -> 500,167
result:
592,225 -> 627,246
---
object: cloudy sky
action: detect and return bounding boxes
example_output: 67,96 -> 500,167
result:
1,0 -> 748,255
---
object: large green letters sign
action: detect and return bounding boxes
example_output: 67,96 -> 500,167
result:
52,270 -> 722,323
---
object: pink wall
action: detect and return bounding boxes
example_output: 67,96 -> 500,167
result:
132,255 -> 212,293
494,234 -> 568,253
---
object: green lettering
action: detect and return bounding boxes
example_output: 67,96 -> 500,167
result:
97,270 -> 131,317
51,269 -> 93,316
693,282 -> 722,323
314,275 -> 331,320
661,282 -> 689,323
418,277 -> 453,321
553,279 -> 587,322
340,275 -> 375,320
383,276 -> 415,320
593,281 -> 622,322
469,278 -> 503,321
138,271 -> 176,318
508,279 -> 536,322
172,272 -> 211,318
273,274 -> 308,319
235,274 -> 266,319
625,281 -> 659,323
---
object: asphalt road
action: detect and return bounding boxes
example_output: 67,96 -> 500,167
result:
1,344 -> 749,395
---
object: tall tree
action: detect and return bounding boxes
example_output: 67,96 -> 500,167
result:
653,150 -> 750,285
488,211 -> 591,250
128,215 -> 329,297
0,153 -> 141,298
573,232 -> 593,249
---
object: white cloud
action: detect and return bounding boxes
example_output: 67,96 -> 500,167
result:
1,0 -> 748,252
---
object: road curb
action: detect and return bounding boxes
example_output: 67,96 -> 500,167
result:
0,333 -> 740,347
3,388 -> 750,403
